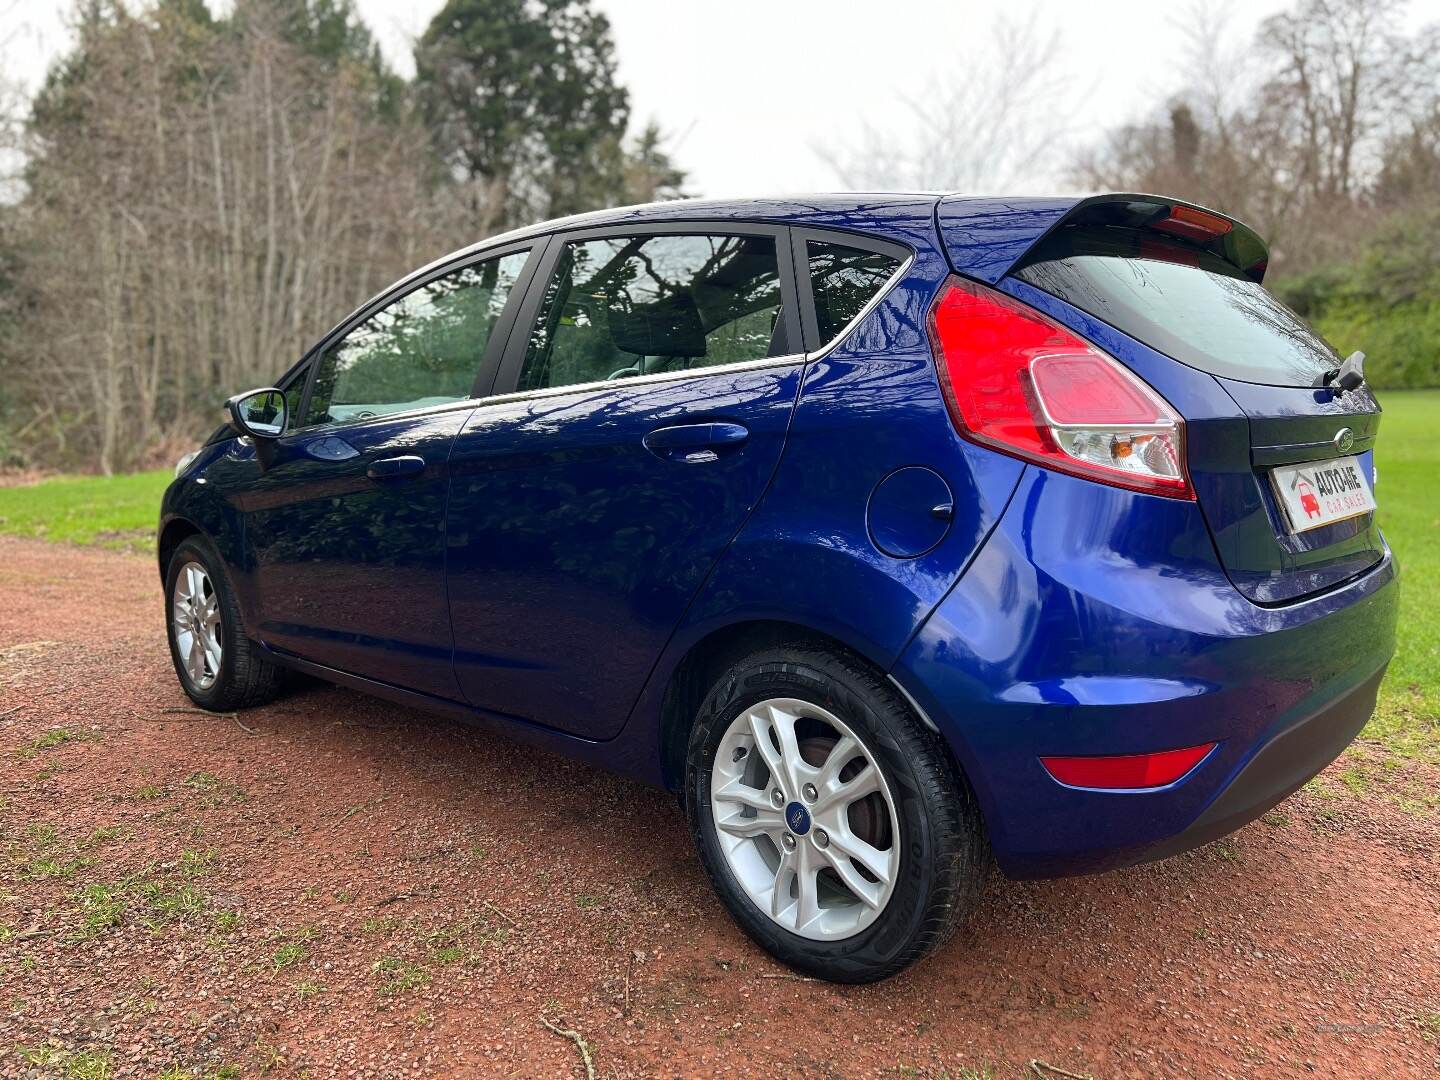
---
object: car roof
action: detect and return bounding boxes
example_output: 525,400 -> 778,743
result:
472,192 -> 1077,246
384,192 -> 1077,301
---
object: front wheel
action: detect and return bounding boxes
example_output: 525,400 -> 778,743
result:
164,536 -> 283,711
685,643 -> 989,983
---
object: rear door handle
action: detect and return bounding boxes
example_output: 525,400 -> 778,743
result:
367,455 -> 427,480
643,422 -> 749,463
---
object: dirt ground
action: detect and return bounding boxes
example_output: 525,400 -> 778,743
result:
2,536 -> 1438,1079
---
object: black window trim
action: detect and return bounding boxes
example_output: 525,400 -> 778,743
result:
288,237 -> 548,436
789,227 -> 914,356
488,220 -> 805,401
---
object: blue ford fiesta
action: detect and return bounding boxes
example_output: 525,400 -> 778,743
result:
160,193 -> 1398,982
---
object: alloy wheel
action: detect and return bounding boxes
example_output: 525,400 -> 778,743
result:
709,697 -> 900,941
171,560 -> 222,690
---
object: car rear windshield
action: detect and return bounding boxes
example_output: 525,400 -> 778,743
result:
1013,226 -> 1340,387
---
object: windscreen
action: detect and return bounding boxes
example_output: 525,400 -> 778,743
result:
1013,226 -> 1340,387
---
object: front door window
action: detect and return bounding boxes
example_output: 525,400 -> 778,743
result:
301,250 -> 529,428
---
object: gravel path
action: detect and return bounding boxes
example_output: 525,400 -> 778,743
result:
2,536 -> 1437,1079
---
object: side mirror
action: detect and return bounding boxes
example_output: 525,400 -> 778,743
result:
226,388 -> 288,440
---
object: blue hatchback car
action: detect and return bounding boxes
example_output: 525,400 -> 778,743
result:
160,192 -> 1398,982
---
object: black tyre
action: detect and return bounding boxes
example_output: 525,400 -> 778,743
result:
164,535 -> 284,711
685,642 -> 988,983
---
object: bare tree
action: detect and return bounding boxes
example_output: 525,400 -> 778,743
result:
1072,0 -> 1439,274
817,9 -> 1078,193
5,2 -> 473,472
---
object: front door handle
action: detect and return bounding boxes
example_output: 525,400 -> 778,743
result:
643,422 -> 749,463
367,455 -> 427,480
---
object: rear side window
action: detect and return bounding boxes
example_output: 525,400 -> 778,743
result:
1013,227 -> 1339,387
301,250 -> 528,428
518,233 -> 785,392
807,241 -> 903,345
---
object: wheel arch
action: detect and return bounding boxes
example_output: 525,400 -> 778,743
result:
157,516 -> 203,582
655,618 -> 969,797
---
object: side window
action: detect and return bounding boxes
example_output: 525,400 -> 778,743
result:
300,250 -> 528,428
807,241 -> 903,345
518,233 -> 785,393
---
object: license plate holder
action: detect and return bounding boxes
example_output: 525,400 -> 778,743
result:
1269,455 -> 1376,534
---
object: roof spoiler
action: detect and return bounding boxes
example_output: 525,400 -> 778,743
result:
936,192 -> 1270,285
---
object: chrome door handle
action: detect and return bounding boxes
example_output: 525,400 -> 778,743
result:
366,455 -> 426,480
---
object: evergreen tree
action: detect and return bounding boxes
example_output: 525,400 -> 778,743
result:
414,0 -> 631,224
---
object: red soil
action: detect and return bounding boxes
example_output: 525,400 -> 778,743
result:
2,536 -> 1437,1078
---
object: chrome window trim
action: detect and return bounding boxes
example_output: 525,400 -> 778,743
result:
282,352 -> 811,438
277,394 -> 483,440
470,352 -> 808,411
802,252 -> 916,363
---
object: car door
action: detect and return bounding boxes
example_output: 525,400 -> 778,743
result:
237,244 -> 537,698
445,224 -> 806,738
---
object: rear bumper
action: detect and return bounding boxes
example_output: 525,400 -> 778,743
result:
1135,666 -> 1382,866
894,466 -> 1399,879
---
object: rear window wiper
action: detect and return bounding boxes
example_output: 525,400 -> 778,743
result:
1321,350 -> 1366,394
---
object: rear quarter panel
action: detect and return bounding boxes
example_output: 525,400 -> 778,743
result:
624,204 -> 1027,776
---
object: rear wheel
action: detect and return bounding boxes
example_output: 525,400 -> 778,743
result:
685,643 -> 988,983
164,536 -> 283,711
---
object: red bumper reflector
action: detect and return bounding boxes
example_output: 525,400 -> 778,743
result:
1039,743 -> 1216,790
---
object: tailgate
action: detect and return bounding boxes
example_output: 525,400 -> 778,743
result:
939,192 -> 1386,604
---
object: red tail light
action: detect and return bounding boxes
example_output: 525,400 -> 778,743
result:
1040,743 -> 1216,790
927,277 -> 1193,499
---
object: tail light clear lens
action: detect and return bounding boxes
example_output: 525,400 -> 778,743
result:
927,277 -> 1193,500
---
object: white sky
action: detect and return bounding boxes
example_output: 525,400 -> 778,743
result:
5,0 -> 1440,196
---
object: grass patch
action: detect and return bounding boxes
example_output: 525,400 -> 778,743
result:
71,873 -> 212,940
1366,390 -> 1440,762
431,944 -> 466,966
362,915 -> 401,936
374,956 -> 430,996
15,727 -> 99,760
9,822 -> 94,881
0,470 -> 170,551
77,883 -> 128,937
295,981 -> 325,1001
271,941 -> 307,974
86,825 -> 128,846
14,1043 -> 113,1078
180,848 -> 216,878
141,881 -> 208,923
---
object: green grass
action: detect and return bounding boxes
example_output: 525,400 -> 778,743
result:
373,957 -> 430,996
1367,389 -> 1440,761
14,727 -> 98,760
270,941 -> 307,974
0,469 -> 169,551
